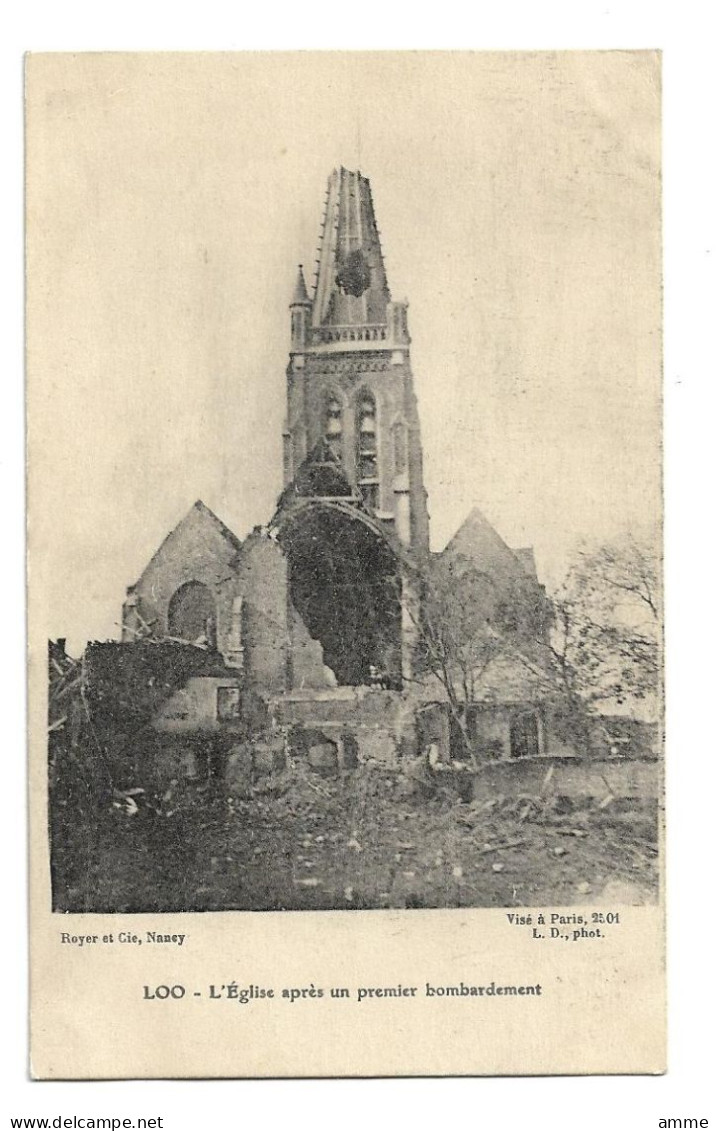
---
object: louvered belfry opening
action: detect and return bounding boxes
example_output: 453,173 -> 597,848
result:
356,390 -> 379,510
324,395 -> 344,464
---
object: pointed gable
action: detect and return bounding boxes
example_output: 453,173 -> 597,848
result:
126,500 -> 244,626
441,506 -> 530,585
123,500 -> 247,655
130,500 -> 243,593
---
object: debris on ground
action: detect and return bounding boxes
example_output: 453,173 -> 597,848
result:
52,763 -> 660,913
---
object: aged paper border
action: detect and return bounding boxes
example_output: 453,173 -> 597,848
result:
25,48 -> 666,1082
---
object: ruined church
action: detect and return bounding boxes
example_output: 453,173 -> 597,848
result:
117,168 -> 556,771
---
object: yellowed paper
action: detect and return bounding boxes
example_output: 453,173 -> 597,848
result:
27,50 -> 663,1079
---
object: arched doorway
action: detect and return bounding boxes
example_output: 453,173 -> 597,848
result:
167,581 -> 216,647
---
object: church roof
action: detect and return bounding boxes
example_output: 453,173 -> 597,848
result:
312,167 -> 391,328
442,506 -> 521,575
440,506 -> 543,592
514,547 -> 538,580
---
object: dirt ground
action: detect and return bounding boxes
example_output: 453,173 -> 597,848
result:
52,765 -> 660,913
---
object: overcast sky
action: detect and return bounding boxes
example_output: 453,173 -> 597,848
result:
27,51 -> 661,653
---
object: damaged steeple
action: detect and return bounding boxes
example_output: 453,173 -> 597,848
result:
284,166 -> 428,560
312,167 -> 392,328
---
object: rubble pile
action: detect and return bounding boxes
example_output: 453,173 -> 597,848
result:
54,760 -> 659,913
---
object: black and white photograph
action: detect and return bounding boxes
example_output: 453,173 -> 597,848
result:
34,52 -> 662,918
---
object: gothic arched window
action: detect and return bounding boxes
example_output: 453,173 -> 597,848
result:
324,395 -> 343,463
167,581 -> 216,648
356,390 -> 379,509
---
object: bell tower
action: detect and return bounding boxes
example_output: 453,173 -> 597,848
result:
283,167 -> 430,556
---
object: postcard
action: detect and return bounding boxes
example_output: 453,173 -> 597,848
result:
27,50 -> 664,1078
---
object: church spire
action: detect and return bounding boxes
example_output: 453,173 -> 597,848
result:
284,168 -> 428,556
312,167 -> 391,328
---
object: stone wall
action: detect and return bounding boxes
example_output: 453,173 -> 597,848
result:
466,703 -> 575,761
124,505 -> 298,694
235,532 -> 289,694
471,756 -> 660,801
289,604 -> 329,689
272,687 -> 419,766
152,676 -> 243,736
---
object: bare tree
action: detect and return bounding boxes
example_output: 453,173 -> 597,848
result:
400,532 -> 659,766
540,532 -> 661,727
404,552 -> 550,766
